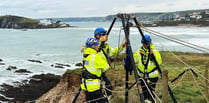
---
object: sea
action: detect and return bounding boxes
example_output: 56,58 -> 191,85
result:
0,21 -> 209,99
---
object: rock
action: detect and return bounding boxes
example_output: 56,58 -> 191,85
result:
6,65 -> 17,70
28,59 -> 42,63
36,54 -> 40,56
0,73 -> 61,102
15,69 -> 32,73
0,59 -> 3,62
75,63 -> 83,66
0,95 -> 9,102
6,68 -> 11,71
55,63 -> 71,67
51,63 -> 71,69
0,63 -> 5,65
54,65 -> 64,69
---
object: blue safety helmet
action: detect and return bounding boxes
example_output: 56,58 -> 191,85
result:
141,34 -> 152,44
85,38 -> 99,47
94,27 -> 107,36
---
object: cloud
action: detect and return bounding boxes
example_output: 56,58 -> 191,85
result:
111,0 -> 209,13
0,0 -> 208,18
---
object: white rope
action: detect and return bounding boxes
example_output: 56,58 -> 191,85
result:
85,96 -> 108,103
147,29 -> 209,84
192,69 -> 209,82
140,78 -> 157,103
197,76 -> 209,89
143,27 -> 209,84
190,71 -> 209,103
141,26 -> 209,52
152,89 -> 163,103
171,71 -> 186,90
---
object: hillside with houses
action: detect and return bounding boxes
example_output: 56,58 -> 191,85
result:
151,9 -> 209,26
52,9 -> 209,27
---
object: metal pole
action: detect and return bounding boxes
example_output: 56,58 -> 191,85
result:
125,20 -> 131,103
125,69 -> 129,103
119,14 -> 145,103
162,70 -> 169,103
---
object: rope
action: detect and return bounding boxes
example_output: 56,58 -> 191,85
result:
117,26 -> 123,55
139,27 -> 209,102
197,76 -> 209,89
140,78 -> 157,103
171,71 -> 186,90
192,69 -> 209,82
141,26 -> 209,53
85,96 -> 108,103
152,90 -> 163,103
149,30 -> 209,83
190,71 -> 209,103
105,78 -> 162,103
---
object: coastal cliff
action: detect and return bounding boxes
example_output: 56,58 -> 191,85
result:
0,15 -> 70,29
36,69 -> 85,103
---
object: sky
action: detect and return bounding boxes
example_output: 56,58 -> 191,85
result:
0,0 -> 209,18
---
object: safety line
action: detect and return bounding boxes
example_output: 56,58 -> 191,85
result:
142,27 -> 209,53
140,78 -> 157,103
190,71 -> 209,103
148,31 -> 209,83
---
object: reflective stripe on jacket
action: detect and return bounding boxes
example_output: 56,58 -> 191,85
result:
134,44 -> 162,78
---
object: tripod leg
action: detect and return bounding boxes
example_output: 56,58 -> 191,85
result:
125,70 -> 129,103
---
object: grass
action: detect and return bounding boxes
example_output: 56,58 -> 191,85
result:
65,68 -> 83,74
0,15 -> 39,24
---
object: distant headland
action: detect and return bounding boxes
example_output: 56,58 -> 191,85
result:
1,9 -> 209,28
0,15 -> 70,29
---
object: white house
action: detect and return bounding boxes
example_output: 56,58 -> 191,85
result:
39,19 -> 53,25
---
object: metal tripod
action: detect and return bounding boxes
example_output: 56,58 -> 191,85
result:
72,13 -> 177,103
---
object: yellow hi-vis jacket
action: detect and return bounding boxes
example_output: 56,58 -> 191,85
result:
133,44 -> 162,78
101,43 -> 124,58
81,48 -> 110,92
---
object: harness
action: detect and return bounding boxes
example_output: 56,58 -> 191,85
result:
140,48 -> 157,78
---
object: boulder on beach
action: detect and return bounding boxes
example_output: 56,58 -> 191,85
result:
75,62 -> 82,66
15,69 -> 32,73
51,63 -> 71,69
28,59 -> 42,63
0,73 -> 61,102
6,65 -> 17,71
0,63 -> 5,65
